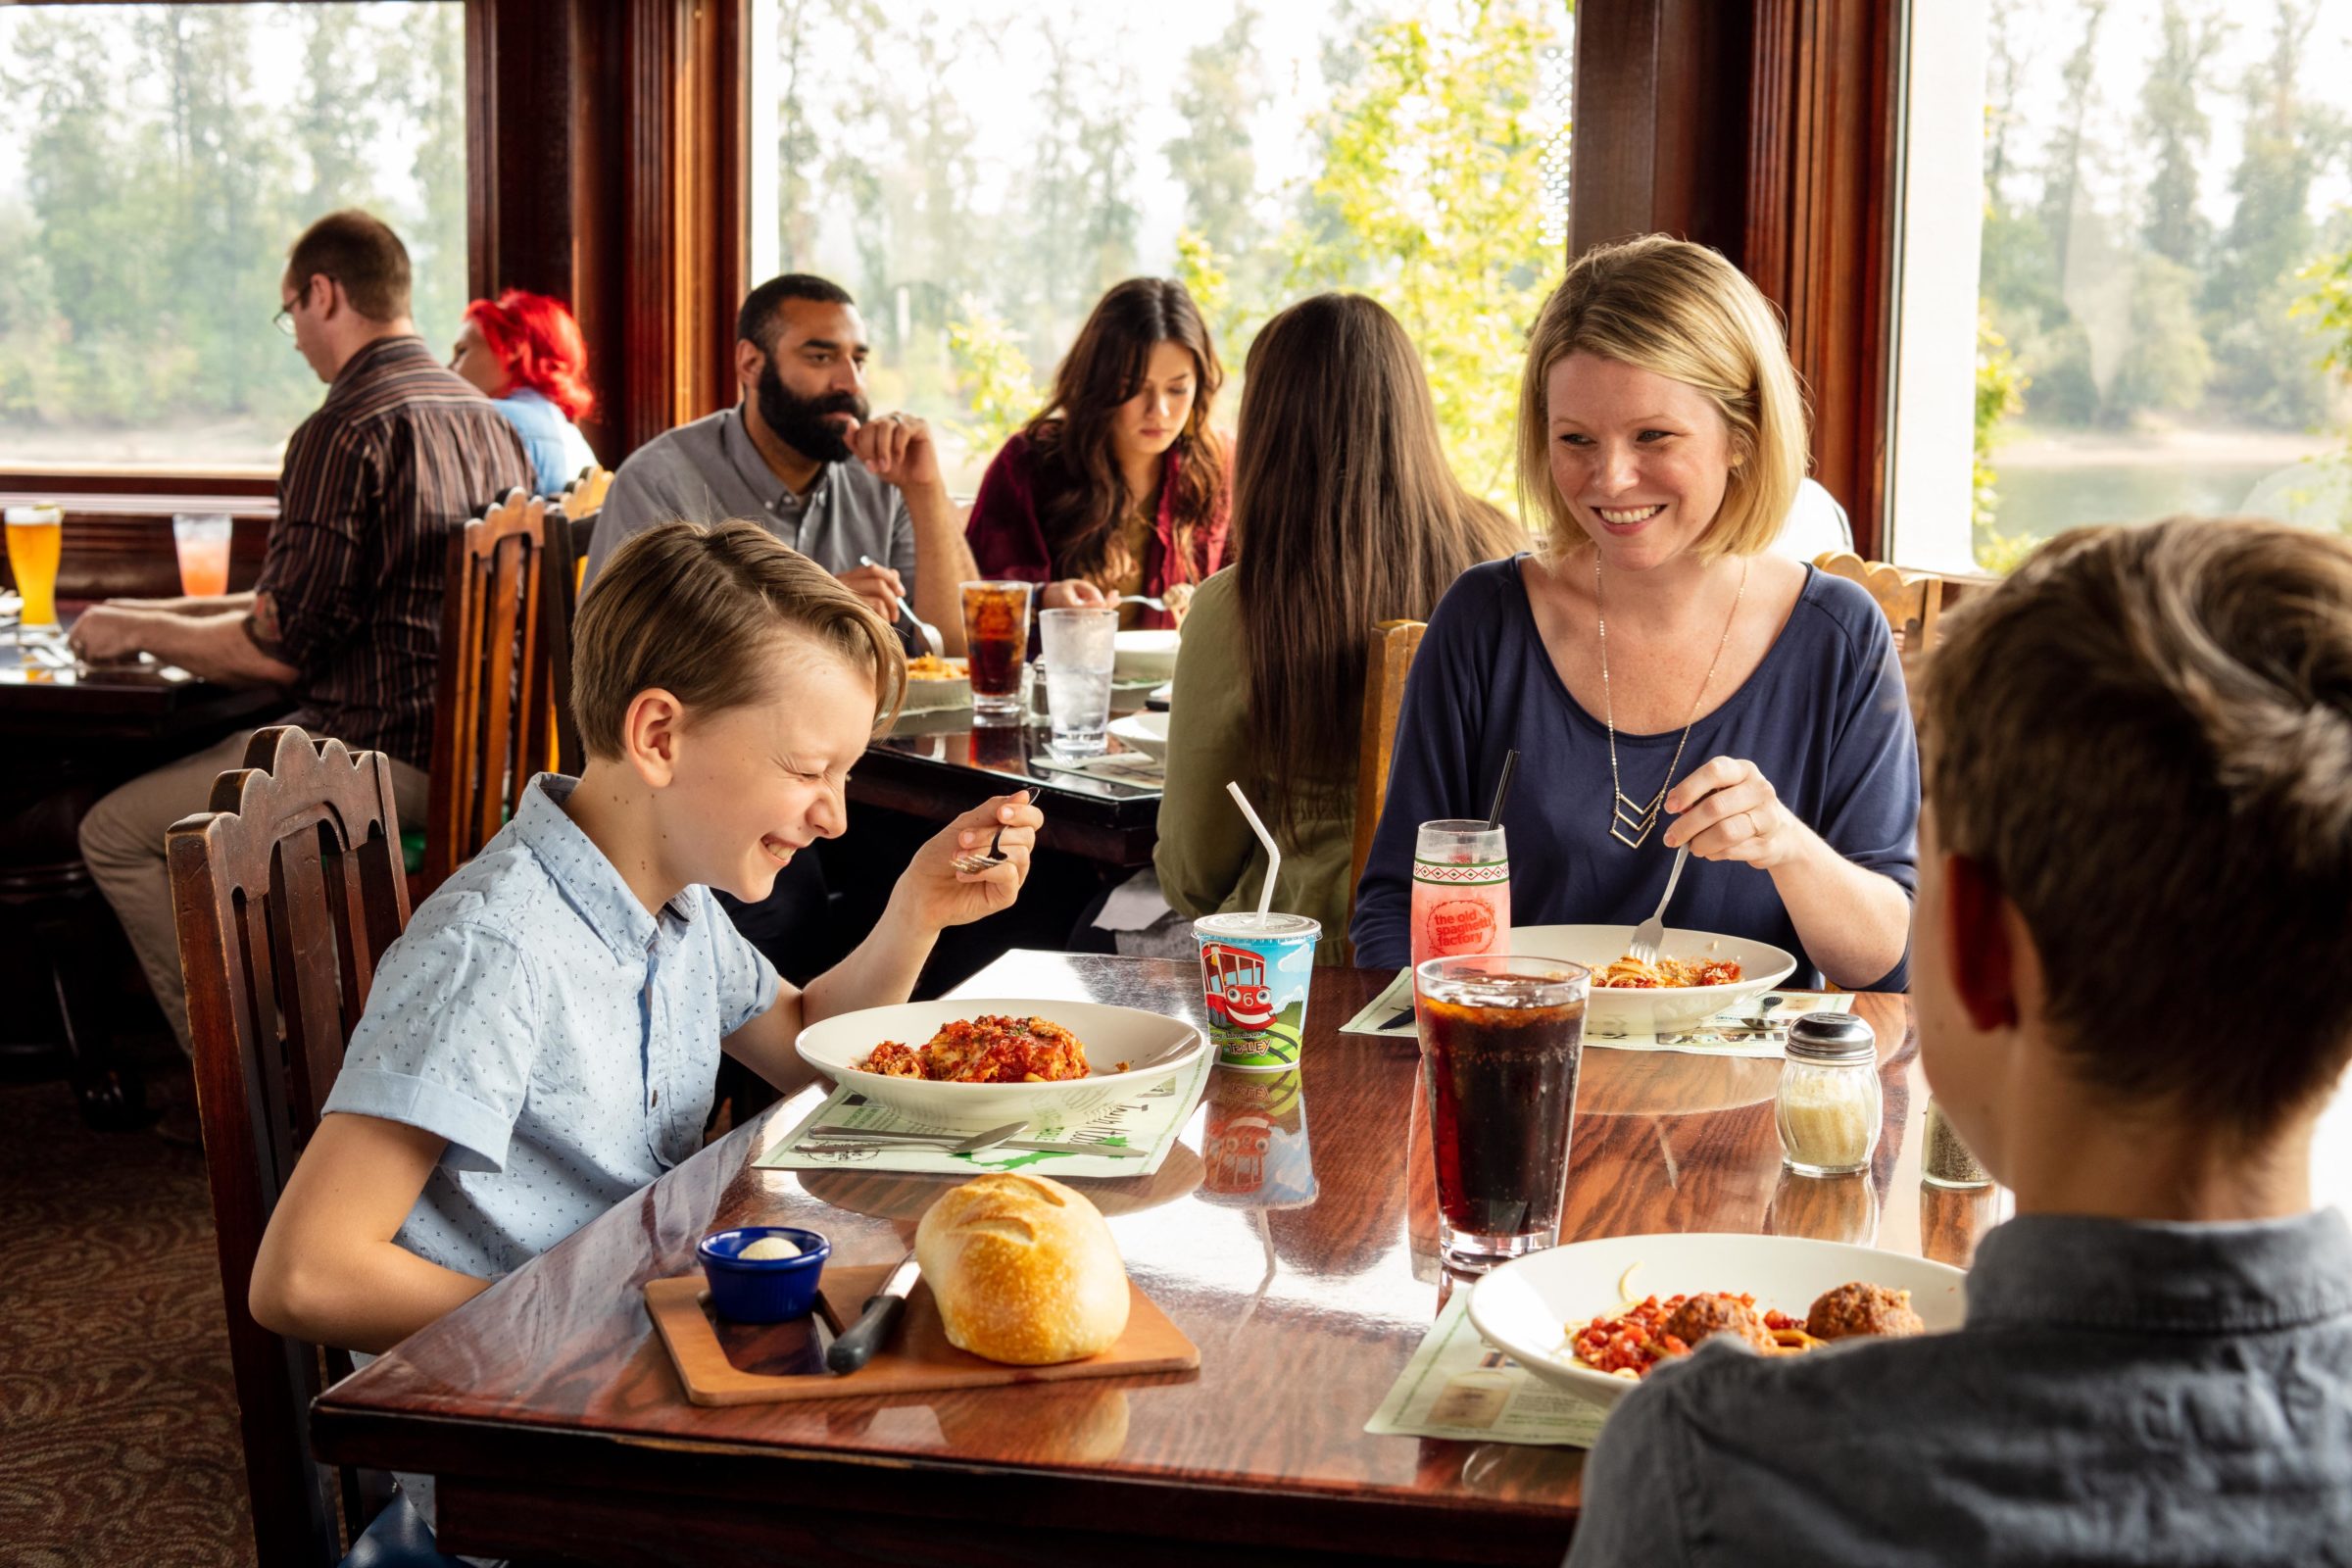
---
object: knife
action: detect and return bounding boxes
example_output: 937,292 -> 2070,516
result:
825,1248 -> 920,1374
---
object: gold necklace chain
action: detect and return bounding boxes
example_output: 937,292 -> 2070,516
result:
1596,552 -> 1750,849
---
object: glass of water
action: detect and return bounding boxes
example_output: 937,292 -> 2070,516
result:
1038,607 -> 1119,757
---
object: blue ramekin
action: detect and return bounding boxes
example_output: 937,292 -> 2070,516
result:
697,1226 -> 831,1323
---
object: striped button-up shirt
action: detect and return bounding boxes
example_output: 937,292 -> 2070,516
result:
253,335 -> 531,768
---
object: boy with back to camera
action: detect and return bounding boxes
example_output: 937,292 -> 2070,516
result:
1567,516 -> 2352,1567
248,519 -> 1042,1543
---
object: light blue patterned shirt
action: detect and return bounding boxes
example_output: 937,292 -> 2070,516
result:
323,772 -> 779,1282
490,387 -> 599,497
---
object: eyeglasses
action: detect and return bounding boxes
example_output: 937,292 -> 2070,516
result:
272,305 -> 296,337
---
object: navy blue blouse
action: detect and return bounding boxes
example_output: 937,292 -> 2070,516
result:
1348,558 -> 1919,989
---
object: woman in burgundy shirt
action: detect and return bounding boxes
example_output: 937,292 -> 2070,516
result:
964,278 -> 1230,628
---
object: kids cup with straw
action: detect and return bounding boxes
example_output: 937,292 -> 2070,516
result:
1193,782 -> 1320,1069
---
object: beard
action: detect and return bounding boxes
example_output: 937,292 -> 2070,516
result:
758,358 -> 866,464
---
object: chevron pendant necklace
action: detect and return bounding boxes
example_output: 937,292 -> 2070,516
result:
1597,552 -> 1749,849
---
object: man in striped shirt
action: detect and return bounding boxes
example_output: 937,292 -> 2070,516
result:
73,210 -> 529,1056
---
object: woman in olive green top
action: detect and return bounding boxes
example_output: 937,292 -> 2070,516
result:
1153,294 -> 1523,964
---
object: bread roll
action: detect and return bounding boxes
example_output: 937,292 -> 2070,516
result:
914,1173 -> 1130,1365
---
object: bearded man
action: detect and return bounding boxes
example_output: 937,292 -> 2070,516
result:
581,273 -> 975,651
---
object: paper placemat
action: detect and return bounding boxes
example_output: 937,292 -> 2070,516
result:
757,1047 -> 1212,1180
1365,1288 -> 1608,1447
1339,967 -> 1854,1058
1028,753 -> 1167,787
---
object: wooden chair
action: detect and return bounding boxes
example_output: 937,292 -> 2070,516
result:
560,463 -> 612,519
1348,619 -> 1429,914
559,465 -> 610,596
167,727 -> 423,1567
1813,550 -> 1944,650
418,489 -> 571,897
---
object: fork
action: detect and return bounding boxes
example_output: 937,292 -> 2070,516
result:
947,824 -> 1006,875
1625,843 -> 1690,968
1115,594 -> 1166,612
858,554 -> 943,656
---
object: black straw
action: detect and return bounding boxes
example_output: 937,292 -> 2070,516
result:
1487,750 -> 1520,829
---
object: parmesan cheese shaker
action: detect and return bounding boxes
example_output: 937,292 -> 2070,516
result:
1776,1012 -> 1881,1176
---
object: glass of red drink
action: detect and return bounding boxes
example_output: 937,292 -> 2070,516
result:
960,580 -> 1034,719
1414,955 -> 1590,1273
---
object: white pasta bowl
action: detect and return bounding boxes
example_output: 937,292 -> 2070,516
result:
894,657 -> 970,714
1107,711 -> 1170,761
1509,923 -> 1798,1035
793,998 -> 1207,1132
1112,629 -> 1181,683
1468,1232 -> 1969,1410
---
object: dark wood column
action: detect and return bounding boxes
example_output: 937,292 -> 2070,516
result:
1570,0 -> 1903,559
1568,0 -> 1756,261
472,0 -> 747,462
1741,0 -> 1901,559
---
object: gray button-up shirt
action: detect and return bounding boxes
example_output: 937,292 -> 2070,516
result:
581,405 -> 916,612
1565,1208 -> 2352,1568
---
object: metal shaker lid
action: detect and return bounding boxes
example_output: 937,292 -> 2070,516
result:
1786,1011 -> 1876,1064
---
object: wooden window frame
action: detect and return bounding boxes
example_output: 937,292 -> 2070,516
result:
1571,0 -> 1908,564
1,0 -> 747,598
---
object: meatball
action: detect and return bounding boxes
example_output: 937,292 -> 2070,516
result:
1660,1293 -> 1774,1353
1806,1281 -> 1926,1342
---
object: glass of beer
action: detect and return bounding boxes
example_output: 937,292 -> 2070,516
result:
4,504 -> 64,634
960,580 -> 1034,720
172,514 -> 233,598
1414,955 -> 1590,1273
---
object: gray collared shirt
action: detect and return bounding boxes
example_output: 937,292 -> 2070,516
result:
1565,1208 -> 2352,1568
581,404 -> 916,615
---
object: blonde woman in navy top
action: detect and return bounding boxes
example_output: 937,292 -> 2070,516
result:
1350,235 -> 1918,989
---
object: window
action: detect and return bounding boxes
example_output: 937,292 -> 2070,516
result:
0,2 -> 466,474
1891,0 -> 2352,573
748,0 -> 1573,496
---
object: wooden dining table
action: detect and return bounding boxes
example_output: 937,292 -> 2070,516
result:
308,953 -> 1982,1566
853,700 -> 1163,868
0,611 -> 283,742
0,609 -> 285,1124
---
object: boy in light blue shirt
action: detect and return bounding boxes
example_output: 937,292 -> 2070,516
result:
250,516 -> 1041,1368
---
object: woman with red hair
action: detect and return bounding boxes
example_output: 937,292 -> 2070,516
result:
450,289 -> 601,495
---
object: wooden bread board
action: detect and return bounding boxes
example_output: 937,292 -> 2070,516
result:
645,1263 -> 1200,1406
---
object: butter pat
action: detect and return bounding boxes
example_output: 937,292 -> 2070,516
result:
738,1236 -> 803,1261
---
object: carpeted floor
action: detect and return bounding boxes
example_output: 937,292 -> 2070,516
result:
0,1068 -> 257,1567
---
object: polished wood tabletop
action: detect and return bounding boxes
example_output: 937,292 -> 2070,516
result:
855,703 -> 1161,867
311,956 -> 1956,1567
0,610 -> 280,740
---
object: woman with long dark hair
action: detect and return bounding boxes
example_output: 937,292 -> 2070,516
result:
450,288 -> 600,495
965,278 -> 1228,627
1152,293 -> 1524,962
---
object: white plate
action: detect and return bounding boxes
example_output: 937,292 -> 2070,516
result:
1468,1232 -> 1968,1409
1107,710 -> 1169,761
794,998 -> 1207,1132
1113,629 -> 1181,683
1510,923 -> 1798,1033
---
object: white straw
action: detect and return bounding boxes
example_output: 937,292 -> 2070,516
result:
1225,780 -> 1281,928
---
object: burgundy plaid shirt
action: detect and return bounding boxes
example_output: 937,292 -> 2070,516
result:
252,336 -> 531,768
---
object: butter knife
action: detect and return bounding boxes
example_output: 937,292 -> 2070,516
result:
825,1247 -> 919,1374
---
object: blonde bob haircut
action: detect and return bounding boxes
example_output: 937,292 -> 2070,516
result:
572,517 -> 906,760
1516,234 -> 1808,564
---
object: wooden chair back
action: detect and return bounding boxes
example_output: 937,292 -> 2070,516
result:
421,489 -> 566,895
1349,619 -> 1429,914
1813,550 -> 1944,650
560,465 -> 612,519
168,726 -> 414,1568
